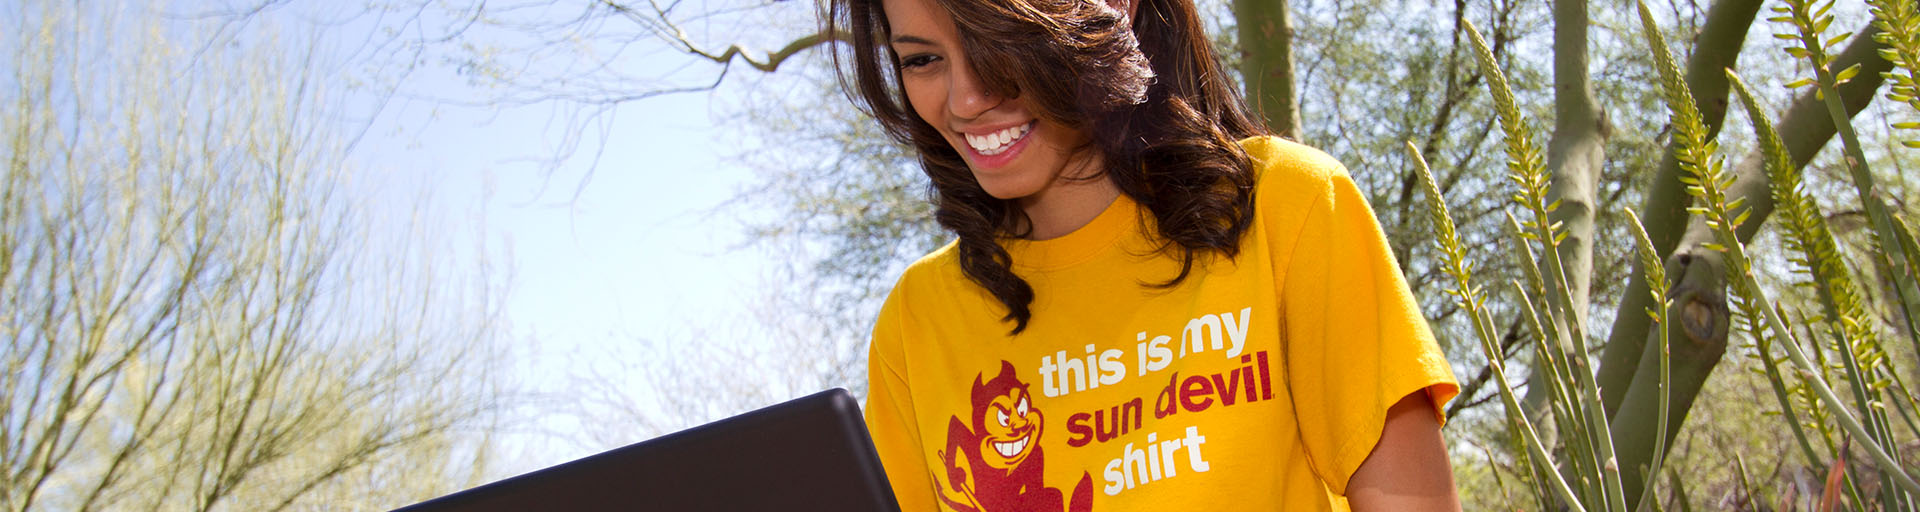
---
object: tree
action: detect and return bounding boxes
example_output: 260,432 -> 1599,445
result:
0,2 -> 506,510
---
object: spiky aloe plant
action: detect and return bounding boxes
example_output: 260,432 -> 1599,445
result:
1769,0 -> 1920,507
1425,0 -> 1920,509
1404,0 -> 1920,507
1727,71 -> 1892,508
1864,0 -> 1920,402
1408,141 -> 1585,511
1775,0 -> 1920,351
1409,18 -> 1633,512
1871,0 -> 1920,133
1639,0 -> 1920,505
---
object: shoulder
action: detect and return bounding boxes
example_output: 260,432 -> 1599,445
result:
876,240 -> 965,327
872,241 -> 963,368
1239,136 -> 1354,242
893,240 -> 965,295
1240,135 -> 1349,202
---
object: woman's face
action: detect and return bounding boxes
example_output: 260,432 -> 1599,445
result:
882,0 -> 1099,205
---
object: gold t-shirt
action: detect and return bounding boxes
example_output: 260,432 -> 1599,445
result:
865,136 -> 1459,511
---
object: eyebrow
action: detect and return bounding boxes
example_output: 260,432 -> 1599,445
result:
890,34 -> 936,46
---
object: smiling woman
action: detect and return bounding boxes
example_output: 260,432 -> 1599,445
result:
827,0 -> 1463,510
834,0 -> 1261,334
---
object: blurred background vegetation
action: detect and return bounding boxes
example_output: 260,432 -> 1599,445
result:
2,0 -> 1916,509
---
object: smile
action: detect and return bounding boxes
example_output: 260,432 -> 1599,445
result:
992,436 -> 1030,458
964,122 -> 1034,156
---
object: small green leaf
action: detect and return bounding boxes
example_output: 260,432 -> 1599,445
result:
1836,63 -> 1861,82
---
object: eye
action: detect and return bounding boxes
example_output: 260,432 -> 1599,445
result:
898,54 -> 939,70
1016,398 -> 1029,417
996,409 -> 1010,427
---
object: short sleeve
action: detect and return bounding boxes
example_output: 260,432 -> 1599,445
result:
864,290 -> 937,511
1276,165 -> 1458,497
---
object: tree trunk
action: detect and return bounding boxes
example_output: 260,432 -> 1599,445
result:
1523,0 -> 1608,446
1542,0 -> 1607,360
1235,0 -> 1302,139
1606,23 -> 1892,509
1595,0 -> 1765,416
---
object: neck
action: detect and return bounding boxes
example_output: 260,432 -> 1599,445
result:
1018,156 -> 1120,240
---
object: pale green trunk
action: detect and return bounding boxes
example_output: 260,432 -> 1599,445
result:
1544,0 -> 1606,332
1533,0 -> 1608,402
1595,0 -> 1764,416
1523,0 -> 1610,458
1234,0 -> 1301,139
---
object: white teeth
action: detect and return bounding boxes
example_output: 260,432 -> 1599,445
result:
964,122 -> 1032,156
992,438 -> 1028,458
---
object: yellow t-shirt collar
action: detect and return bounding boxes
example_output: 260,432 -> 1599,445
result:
1003,193 -> 1140,271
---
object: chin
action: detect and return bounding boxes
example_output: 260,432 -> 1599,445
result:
972,173 -> 1047,201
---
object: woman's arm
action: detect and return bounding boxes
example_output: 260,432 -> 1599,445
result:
1346,391 -> 1462,511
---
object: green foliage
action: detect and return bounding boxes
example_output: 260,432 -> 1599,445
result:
1463,14 -> 1633,511
1410,138 -> 1586,510
1783,0 -> 1920,343
1417,0 -> 1920,508
1762,0 -> 1920,505
1869,0 -> 1920,141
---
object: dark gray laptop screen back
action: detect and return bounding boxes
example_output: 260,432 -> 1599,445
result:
395,388 -> 900,511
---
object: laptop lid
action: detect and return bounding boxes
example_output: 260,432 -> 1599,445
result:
394,388 -> 900,511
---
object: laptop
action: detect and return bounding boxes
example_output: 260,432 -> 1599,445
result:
394,388 -> 901,511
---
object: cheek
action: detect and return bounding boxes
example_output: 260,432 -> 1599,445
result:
985,418 -> 1011,437
902,77 -> 947,132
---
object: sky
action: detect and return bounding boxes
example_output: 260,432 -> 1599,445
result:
281,1 -> 818,476
369,89 -> 766,474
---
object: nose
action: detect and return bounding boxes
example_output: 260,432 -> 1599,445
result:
946,54 -> 1000,120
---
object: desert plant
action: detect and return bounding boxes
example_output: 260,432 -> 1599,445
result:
1416,0 -> 1920,509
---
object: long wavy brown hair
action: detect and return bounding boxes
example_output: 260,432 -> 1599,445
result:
828,0 -> 1266,334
